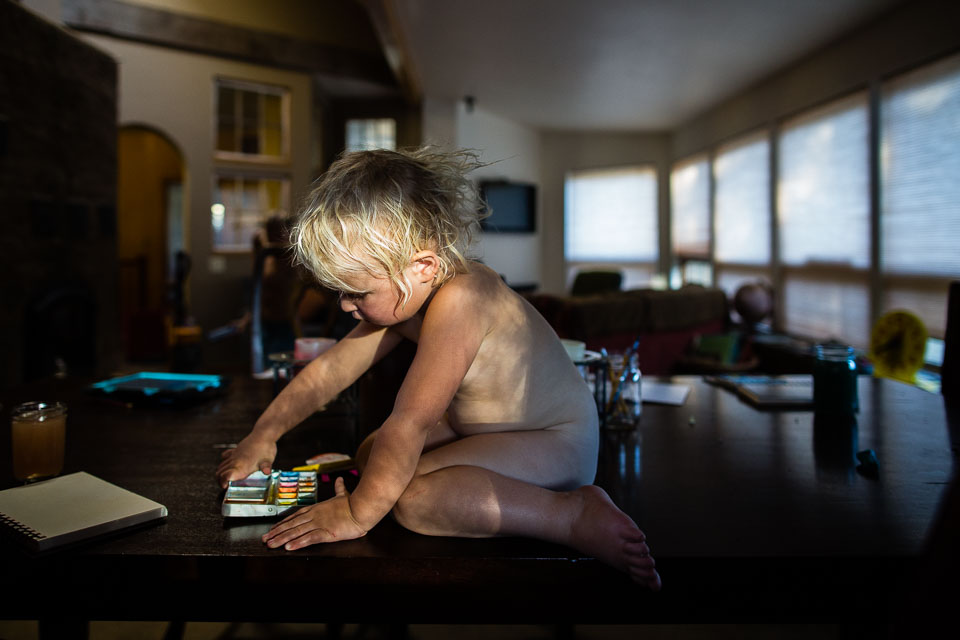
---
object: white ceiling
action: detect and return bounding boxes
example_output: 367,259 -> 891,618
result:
391,0 -> 903,131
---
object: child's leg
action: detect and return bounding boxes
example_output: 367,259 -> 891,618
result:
393,460 -> 660,589
360,426 -> 660,589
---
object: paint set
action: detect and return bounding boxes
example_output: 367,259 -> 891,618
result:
221,470 -> 318,517
221,454 -> 357,517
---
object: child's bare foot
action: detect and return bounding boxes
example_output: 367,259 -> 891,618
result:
568,485 -> 662,590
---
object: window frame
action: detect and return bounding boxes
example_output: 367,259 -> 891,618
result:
210,171 -> 291,255
666,52 -> 960,353
563,165 -> 660,291
214,77 -> 292,165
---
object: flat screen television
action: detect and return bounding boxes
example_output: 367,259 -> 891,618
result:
479,180 -> 536,233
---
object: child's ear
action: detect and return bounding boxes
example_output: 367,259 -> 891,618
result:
410,250 -> 440,284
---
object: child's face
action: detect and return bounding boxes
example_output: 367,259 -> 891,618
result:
337,267 -> 418,327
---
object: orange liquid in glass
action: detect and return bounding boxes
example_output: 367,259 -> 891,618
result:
12,413 -> 66,481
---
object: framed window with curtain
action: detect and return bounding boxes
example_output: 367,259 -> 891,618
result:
777,92 -> 870,346
880,52 -> 960,339
713,130 -> 772,300
564,166 -> 658,290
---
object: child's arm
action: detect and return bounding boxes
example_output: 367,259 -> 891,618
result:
216,321 -> 403,487
261,284 -> 487,547
350,290 -> 483,527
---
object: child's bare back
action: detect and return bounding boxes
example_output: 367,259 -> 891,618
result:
216,147 -> 660,589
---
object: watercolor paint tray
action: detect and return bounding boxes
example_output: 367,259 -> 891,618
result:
222,470 -> 318,517
88,372 -> 228,406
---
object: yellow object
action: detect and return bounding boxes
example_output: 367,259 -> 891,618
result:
869,310 -> 927,384
293,453 -> 355,473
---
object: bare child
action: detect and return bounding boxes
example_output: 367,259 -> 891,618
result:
217,148 -> 661,589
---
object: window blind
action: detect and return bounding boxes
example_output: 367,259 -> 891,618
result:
881,52 -> 960,278
784,272 -> 871,346
778,93 -> 870,268
714,132 -> 770,265
778,93 -> 870,344
564,166 -> 658,262
670,155 -> 710,257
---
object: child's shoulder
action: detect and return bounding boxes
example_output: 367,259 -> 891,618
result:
429,263 -> 506,311
445,262 -> 505,294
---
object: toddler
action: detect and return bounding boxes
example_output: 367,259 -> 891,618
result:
217,147 -> 660,589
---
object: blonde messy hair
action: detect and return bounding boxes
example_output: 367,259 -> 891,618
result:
292,147 -> 485,308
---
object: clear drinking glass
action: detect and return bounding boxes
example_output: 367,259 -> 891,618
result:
607,353 -> 642,430
11,401 -> 67,482
813,344 -> 859,416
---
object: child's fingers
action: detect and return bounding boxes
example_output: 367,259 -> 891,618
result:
216,464 -> 245,488
264,507 -> 315,543
334,476 -> 348,497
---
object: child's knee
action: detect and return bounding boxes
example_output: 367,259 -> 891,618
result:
391,474 -> 432,533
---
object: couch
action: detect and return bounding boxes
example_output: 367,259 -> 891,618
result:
526,286 -> 730,375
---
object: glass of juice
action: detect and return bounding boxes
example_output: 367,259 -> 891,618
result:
11,401 -> 67,482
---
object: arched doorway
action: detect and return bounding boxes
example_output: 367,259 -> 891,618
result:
117,125 -> 186,362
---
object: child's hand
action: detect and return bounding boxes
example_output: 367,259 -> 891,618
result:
216,435 -> 277,488
262,477 -> 368,550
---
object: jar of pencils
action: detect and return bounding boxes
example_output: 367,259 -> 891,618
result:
606,352 -> 642,430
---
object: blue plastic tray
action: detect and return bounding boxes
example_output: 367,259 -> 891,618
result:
89,372 -> 227,405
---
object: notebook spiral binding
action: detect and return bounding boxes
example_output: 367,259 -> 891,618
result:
0,511 -> 46,540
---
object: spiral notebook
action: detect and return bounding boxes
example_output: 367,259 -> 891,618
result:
0,472 -> 167,552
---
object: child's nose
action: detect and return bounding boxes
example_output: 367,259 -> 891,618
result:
339,296 -> 356,313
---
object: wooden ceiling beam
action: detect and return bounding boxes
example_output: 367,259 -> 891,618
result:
61,0 -> 397,88
357,0 -> 422,105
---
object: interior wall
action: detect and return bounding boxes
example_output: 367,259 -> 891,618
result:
538,131 -> 671,295
77,34 -> 314,357
455,103 -> 542,289
421,95 -> 457,149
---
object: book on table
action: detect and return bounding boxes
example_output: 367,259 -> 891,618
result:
704,374 -> 814,409
0,471 -> 168,552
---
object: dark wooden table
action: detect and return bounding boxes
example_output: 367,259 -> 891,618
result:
0,373 -> 955,627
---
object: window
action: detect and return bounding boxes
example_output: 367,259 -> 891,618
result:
713,131 -> 772,301
215,78 -> 289,161
564,167 -> 658,289
778,92 -> 870,344
346,118 -> 396,152
670,155 -> 710,257
880,52 -> 960,338
714,133 -> 771,265
213,78 -> 292,252
670,155 -> 711,286
212,174 -> 290,252
662,51 -> 960,359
